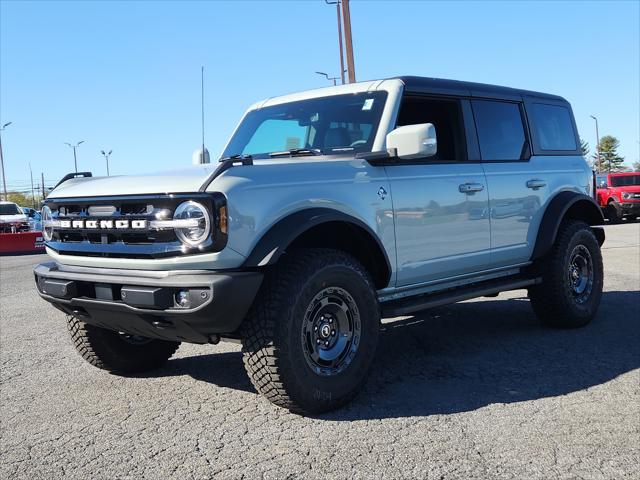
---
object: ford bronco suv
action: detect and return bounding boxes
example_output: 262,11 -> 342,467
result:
35,77 -> 605,414
596,172 -> 640,223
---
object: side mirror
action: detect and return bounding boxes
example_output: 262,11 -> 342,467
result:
386,123 -> 437,160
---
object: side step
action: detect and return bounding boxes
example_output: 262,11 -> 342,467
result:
381,276 -> 541,318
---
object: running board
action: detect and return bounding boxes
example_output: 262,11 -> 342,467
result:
381,277 -> 541,318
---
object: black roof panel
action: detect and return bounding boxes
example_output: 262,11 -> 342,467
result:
393,76 -> 566,102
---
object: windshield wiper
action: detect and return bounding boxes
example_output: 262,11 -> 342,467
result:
219,154 -> 253,163
268,148 -> 323,158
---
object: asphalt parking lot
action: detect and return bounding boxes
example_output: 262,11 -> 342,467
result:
1,222 -> 638,479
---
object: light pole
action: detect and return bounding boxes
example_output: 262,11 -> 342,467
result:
65,141 -> 84,173
325,0 -> 346,85
0,122 -> 11,201
315,71 -> 339,86
590,115 -> 600,172
100,150 -> 112,176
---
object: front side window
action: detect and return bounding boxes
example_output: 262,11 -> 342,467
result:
472,100 -> 527,161
611,175 -> 640,187
396,96 -> 467,161
530,103 -> 577,151
223,92 -> 388,159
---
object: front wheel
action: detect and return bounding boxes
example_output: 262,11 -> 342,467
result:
67,316 -> 180,374
241,248 -> 380,414
606,202 -> 622,223
529,220 -> 603,328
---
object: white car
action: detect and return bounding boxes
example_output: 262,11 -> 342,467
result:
0,201 -> 30,233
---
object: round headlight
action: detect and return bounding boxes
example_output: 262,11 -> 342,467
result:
173,201 -> 210,246
41,206 -> 53,241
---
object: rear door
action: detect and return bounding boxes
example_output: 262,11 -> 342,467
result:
385,95 -> 492,286
471,98 -> 547,266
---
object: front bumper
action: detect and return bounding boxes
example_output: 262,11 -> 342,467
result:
619,202 -> 640,215
34,262 -> 263,344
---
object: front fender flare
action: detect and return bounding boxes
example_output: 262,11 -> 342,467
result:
242,207 -> 391,275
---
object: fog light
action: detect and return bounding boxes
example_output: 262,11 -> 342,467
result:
176,290 -> 191,308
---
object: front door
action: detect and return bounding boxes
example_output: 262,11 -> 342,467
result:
386,95 -> 491,287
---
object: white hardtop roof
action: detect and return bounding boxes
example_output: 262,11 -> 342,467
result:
250,78 -> 403,110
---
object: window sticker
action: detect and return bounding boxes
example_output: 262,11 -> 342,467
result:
285,137 -> 301,149
362,98 -> 374,111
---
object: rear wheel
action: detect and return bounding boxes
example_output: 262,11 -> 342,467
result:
529,220 -> 603,328
241,248 -> 380,414
67,316 -> 180,374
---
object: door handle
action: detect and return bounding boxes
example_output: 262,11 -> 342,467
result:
526,179 -> 547,190
459,183 -> 485,194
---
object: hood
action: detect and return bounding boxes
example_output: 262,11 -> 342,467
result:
612,185 -> 640,193
48,165 -> 216,198
47,156 -> 351,199
0,214 -> 28,223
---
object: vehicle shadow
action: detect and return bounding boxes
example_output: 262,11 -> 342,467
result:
155,290 -> 640,419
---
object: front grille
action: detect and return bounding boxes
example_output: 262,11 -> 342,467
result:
44,193 -> 226,258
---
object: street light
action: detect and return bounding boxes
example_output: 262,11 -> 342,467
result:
0,121 -> 11,201
590,115 -> 600,172
100,149 -> 112,176
65,141 -> 84,173
315,71 -> 339,86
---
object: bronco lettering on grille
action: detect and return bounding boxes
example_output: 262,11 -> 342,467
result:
59,219 -> 148,229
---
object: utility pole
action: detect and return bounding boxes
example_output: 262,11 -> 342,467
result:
341,0 -> 356,83
41,172 -> 45,200
590,115 -> 600,172
65,141 -> 84,172
0,122 -> 11,201
325,1 -> 346,85
29,163 -> 36,208
101,150 -> 112,176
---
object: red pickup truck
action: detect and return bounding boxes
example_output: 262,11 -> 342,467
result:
596,172 -> 640,223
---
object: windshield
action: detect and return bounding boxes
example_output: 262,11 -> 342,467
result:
222,92 -> 388,159
611,175 -> 640,187
0,203 -> 22,215
596,175 -> 608,188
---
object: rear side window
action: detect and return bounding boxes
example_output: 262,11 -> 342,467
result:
530,103 -> 577,151
472,100 -> 526,161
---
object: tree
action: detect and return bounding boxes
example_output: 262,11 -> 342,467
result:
633,161 -> 640,172
6,191 -> 30,206
5,191 -> 42,208
580,138 -> 589,157
594,135 -> 625,172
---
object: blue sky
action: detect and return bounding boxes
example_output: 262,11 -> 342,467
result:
1,0 -> 639,192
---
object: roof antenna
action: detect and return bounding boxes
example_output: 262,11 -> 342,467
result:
194,66 -> 210,164
201,66 -> 207,163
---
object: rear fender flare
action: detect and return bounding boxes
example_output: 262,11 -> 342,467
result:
531,191 -> 605,261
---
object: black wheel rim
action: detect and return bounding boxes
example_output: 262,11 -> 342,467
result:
301,287 -> 361,377
567,244 -> 594,304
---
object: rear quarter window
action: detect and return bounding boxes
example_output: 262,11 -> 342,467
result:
529,103 -> 577,151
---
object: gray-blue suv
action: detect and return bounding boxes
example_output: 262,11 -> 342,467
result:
35,77 -> 605,414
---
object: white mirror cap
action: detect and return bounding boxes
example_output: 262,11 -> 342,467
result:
386,123 -> 437,159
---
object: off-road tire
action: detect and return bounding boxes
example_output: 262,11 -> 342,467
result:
606,201 -> 621,223
67,316 -> 180,374
529,220 -> 603,328
241,248 -> 380,415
